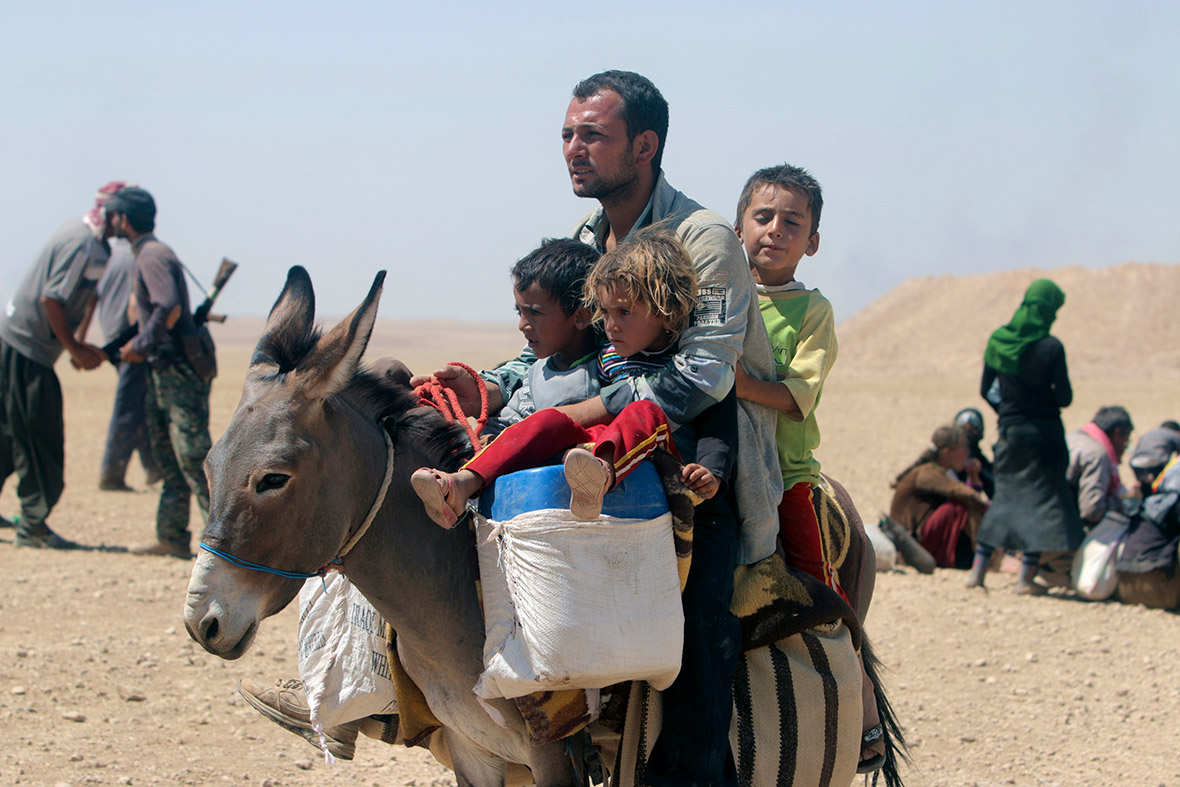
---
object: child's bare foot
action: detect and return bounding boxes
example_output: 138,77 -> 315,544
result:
858,657 -> 885,774
411,468 -> 478,529
563,448 -> 613,520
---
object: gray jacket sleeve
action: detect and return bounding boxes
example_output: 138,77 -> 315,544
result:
1068,436 -> 1118,523
601,217 -> 749,425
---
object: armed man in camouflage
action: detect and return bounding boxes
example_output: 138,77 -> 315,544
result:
106,187 -> 213,558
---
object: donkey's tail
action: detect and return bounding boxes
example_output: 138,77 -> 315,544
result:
862,632 -> 909,787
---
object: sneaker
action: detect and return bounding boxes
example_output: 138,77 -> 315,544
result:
564,447 -> 613,520
128,540 -> 193,559
14,529 -> 81,550
0,514 -> 14,529
144,468 -> 163,486
99,479 -> 135,492
238,678 -> 359,760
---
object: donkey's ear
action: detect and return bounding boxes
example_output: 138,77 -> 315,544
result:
252,266 -> 317,368
297,270 -> 386,401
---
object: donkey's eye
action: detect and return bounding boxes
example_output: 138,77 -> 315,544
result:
256,473 -> 290,493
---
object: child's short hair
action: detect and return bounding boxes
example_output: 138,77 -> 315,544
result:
512,238 -> 601,315
735,164 -> 824,236
585,228 -> 698,341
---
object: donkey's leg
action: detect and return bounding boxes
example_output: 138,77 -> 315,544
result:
525,740 -> 584,786
444,728 -> 508,787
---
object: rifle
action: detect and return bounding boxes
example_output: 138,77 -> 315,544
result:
103,257 -> 238,364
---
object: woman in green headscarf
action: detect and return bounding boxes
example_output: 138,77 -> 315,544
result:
982,279 -> 1066,375
968,279 -> 1083,594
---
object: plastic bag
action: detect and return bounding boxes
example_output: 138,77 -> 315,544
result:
297,573 -> 398,731
1071,512 -> 1130,600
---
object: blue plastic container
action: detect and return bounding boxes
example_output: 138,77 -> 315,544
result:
478,460 -> 669,521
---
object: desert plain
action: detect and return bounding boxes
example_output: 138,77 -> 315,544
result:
1,262 -> 1177,786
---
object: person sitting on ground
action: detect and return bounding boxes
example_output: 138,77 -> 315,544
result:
1116,455 -> 1180,610
953,407 -> 994,498
890,424 -> 989,570
1066,405 -> 1133,528
411,229 -> 728,525
968,279 -> 1082,595
1127,420 -> 1180,496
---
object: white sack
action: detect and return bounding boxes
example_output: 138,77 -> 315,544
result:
864,521 -> 897,571
1071,512 -> 1130,601
298,573 -> 398,731
475,508 -> 684,700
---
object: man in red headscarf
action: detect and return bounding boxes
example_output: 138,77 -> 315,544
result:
1067,405 -> 1134,527
0,181 -> 124,548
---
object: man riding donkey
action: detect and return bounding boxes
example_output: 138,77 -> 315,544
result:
238,71 -> 900,784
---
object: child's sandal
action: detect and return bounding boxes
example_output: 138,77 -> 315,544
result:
857,723 -> 886,774
564,448 -> 613,520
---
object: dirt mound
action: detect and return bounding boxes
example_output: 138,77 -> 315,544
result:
836,261 -> 1180,381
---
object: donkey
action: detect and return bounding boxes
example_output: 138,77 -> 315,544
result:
185,266 -> 902,786
185,266 -> 583,785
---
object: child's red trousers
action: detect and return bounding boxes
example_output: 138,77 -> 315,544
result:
778,482 -> 848,603
465,400 -> 677,487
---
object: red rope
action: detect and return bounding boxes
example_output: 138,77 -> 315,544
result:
412,362 -> 488,448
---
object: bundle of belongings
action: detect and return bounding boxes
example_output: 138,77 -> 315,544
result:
1115,457 -> 1180,609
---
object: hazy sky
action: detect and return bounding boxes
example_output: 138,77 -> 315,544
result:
2,1 -> 1177,327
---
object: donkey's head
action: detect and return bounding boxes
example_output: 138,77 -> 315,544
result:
185,266 -> 390,659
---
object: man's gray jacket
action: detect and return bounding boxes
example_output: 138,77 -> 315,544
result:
573,173 -> 782,564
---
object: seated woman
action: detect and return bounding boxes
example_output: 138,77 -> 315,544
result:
889,424 -> 989,569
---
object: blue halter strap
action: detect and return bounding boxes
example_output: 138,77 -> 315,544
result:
198,424 -> 396,585
198,542 -> 334,579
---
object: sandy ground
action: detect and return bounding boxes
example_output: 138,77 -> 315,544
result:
2,265 -> 1178,786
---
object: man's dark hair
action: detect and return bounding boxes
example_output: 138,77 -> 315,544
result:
105,186 -> 156,233
1161,420 -> 1180,432
1093,405 -> 1134,437
573,70 -> 669,175
512,238 -> 601,316
735,164 -> 824,236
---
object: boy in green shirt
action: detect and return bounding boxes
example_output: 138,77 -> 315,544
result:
734,164 -> 885,773
733,164 -> 841,597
